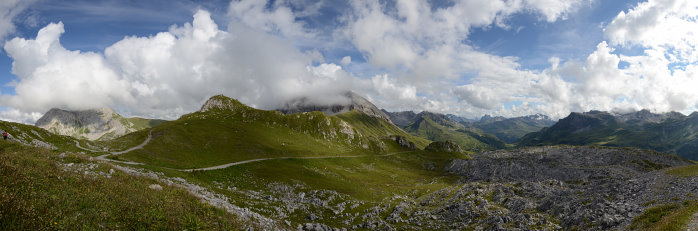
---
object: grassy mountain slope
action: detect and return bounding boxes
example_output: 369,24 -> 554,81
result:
335,110 -> 430,148
404,112 -> 505,152
0,129 -> 241,230
96,116 -> 166,141
518,111 -> 698,160
0,120 -> 84,152
116,95 -> 426,169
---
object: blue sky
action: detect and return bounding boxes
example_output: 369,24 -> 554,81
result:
1,0 -> 697,123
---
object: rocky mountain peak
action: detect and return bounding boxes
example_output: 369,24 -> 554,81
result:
36,107 -> 118,128
615,109 -> 686,125
382,110 -> 418,127
479,114 -> 506,124
200,95 -> 245,112
524,113 -> 551,121
35,107 -> 159,140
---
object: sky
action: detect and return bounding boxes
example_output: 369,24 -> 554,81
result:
1,0 -> 697,124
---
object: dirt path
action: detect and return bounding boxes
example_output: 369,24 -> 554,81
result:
180,150 -> 416,172
76,131 -> 416,172
75,131 -> 152,165
74,140 -> 99,152
107,131 -> 152,155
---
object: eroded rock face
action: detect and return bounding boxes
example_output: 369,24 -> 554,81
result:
36,108 -> 133,140
391,135 -> 416,150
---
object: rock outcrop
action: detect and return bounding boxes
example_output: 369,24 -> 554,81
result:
391,135 -> 416,150
424,140 -> 463,153
36,107 -> 163,140
200,94 -> 246,112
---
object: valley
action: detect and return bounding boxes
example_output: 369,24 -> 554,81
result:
3,1 -> 698,230
1,94 -> 698,230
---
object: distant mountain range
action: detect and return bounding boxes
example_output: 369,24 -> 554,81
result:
399,111 -> 505,152
518,109 -> 698,160
474,114 -> 555,143
35,107 -> 165,141
31,91 -> 698,161
383,110 -> 555,146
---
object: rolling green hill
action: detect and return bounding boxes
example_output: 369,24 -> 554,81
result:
114,95 -> 429,169
518,110 -> 698,160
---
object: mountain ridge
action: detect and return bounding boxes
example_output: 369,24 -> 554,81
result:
518,109 -> 698,160
384,110 -> 554,144
110,94 -> 430,169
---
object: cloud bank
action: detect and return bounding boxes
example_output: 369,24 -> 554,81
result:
1,7 -> 412,123
1,0 -> 698,124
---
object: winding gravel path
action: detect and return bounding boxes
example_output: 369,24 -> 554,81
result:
74,131 -> 152,165
75,131 -> 416,171
108,131 -> 152,155
180,150 -> 416,172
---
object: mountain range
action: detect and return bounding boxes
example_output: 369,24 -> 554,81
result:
33,93 -> 698,162
1,93 -> 697,230
383,110 -> 555,146
474,114 -> 555,143
383,110 -> 505,152
519,109 -> 698,160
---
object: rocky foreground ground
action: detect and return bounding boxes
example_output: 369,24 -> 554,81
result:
444,146 -> 697,230
236,146 -> 697,230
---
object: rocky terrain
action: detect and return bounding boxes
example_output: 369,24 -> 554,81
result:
186,145 -> 697,230
445,146 -> 697,230
35,107 -> 164,140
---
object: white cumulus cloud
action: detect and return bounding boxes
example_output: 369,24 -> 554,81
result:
1,7 -> 424,123
3,0 -> 698,124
